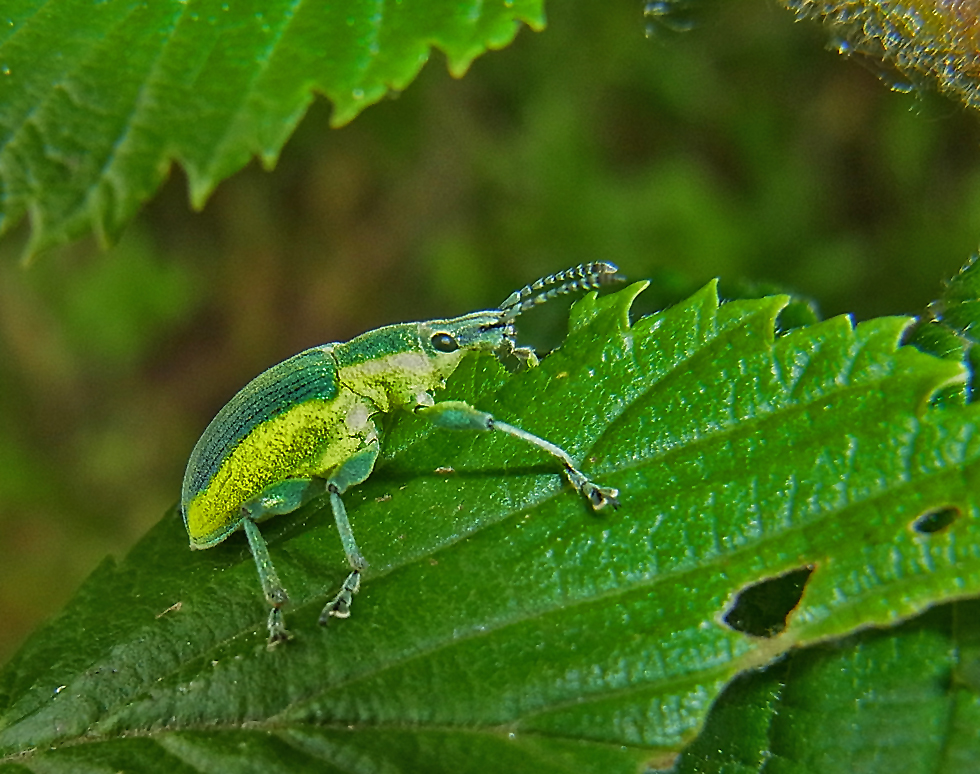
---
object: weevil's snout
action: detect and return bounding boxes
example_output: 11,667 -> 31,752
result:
481,319 -> 517,349
472,320 -> 517,361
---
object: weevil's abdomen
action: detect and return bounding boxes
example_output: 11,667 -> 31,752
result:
181,345 -> 371,548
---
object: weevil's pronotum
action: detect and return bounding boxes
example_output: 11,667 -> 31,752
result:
181,263 -> 622,645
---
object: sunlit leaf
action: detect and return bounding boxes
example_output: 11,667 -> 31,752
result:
2,282 -> 979,772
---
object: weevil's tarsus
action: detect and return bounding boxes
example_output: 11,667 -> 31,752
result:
510,345 -> 540,369
320,569 -> 361,623
575,476 -> 620,511
266,609 -> 290,648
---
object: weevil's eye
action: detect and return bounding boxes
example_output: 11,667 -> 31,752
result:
431,332 -> 459,353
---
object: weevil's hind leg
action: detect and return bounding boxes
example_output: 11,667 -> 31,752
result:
241,478 -> 324,646
319,440 -> 380,625
418,401 -> 620,510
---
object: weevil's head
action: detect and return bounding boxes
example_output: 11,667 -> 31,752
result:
418,309 -> 515,362
336,263 -> 621,411
418,261 -> 622,366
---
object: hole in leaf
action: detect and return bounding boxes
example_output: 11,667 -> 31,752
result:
723,565 -> 814,638
912,506 -> 959,534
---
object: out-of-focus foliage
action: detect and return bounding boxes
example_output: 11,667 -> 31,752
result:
785,1 -> 980,112
0,0 -> 543,257
2,0 -> 980,668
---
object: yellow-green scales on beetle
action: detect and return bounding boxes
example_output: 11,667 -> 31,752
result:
181,263 -> 622,646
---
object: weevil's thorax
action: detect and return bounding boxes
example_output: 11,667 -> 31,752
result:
332,312 -> 514,412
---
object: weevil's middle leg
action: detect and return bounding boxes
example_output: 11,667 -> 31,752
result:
319,440 -> 379,625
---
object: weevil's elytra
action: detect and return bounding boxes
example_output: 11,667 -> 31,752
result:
180,262 -> 622,646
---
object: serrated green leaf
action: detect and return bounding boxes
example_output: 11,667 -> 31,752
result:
671,599 -> 980,774
2,282 -> 979,772
933,254 -> 980,339
0,0 -> 544,258
906,254 -> 980,407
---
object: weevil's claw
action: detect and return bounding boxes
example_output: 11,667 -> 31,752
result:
511,346 -> 539,369
583,482 -> 620,511
319,570 -> 361,625
266,608 -> 292,649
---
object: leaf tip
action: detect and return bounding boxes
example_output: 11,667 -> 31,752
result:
568,278 -> 648,334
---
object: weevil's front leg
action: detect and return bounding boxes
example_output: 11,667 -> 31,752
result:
241,478 -> 323,646
319,439 -> 380,625
418,401 -> 619,510
510,346 -> 539,369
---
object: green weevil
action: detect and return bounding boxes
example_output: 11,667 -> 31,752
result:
181,262 -> 621,646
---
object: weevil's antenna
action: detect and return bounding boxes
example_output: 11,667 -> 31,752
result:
498,262 -> 622,323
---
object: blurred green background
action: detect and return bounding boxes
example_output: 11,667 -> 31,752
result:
2,1 -> 980,663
